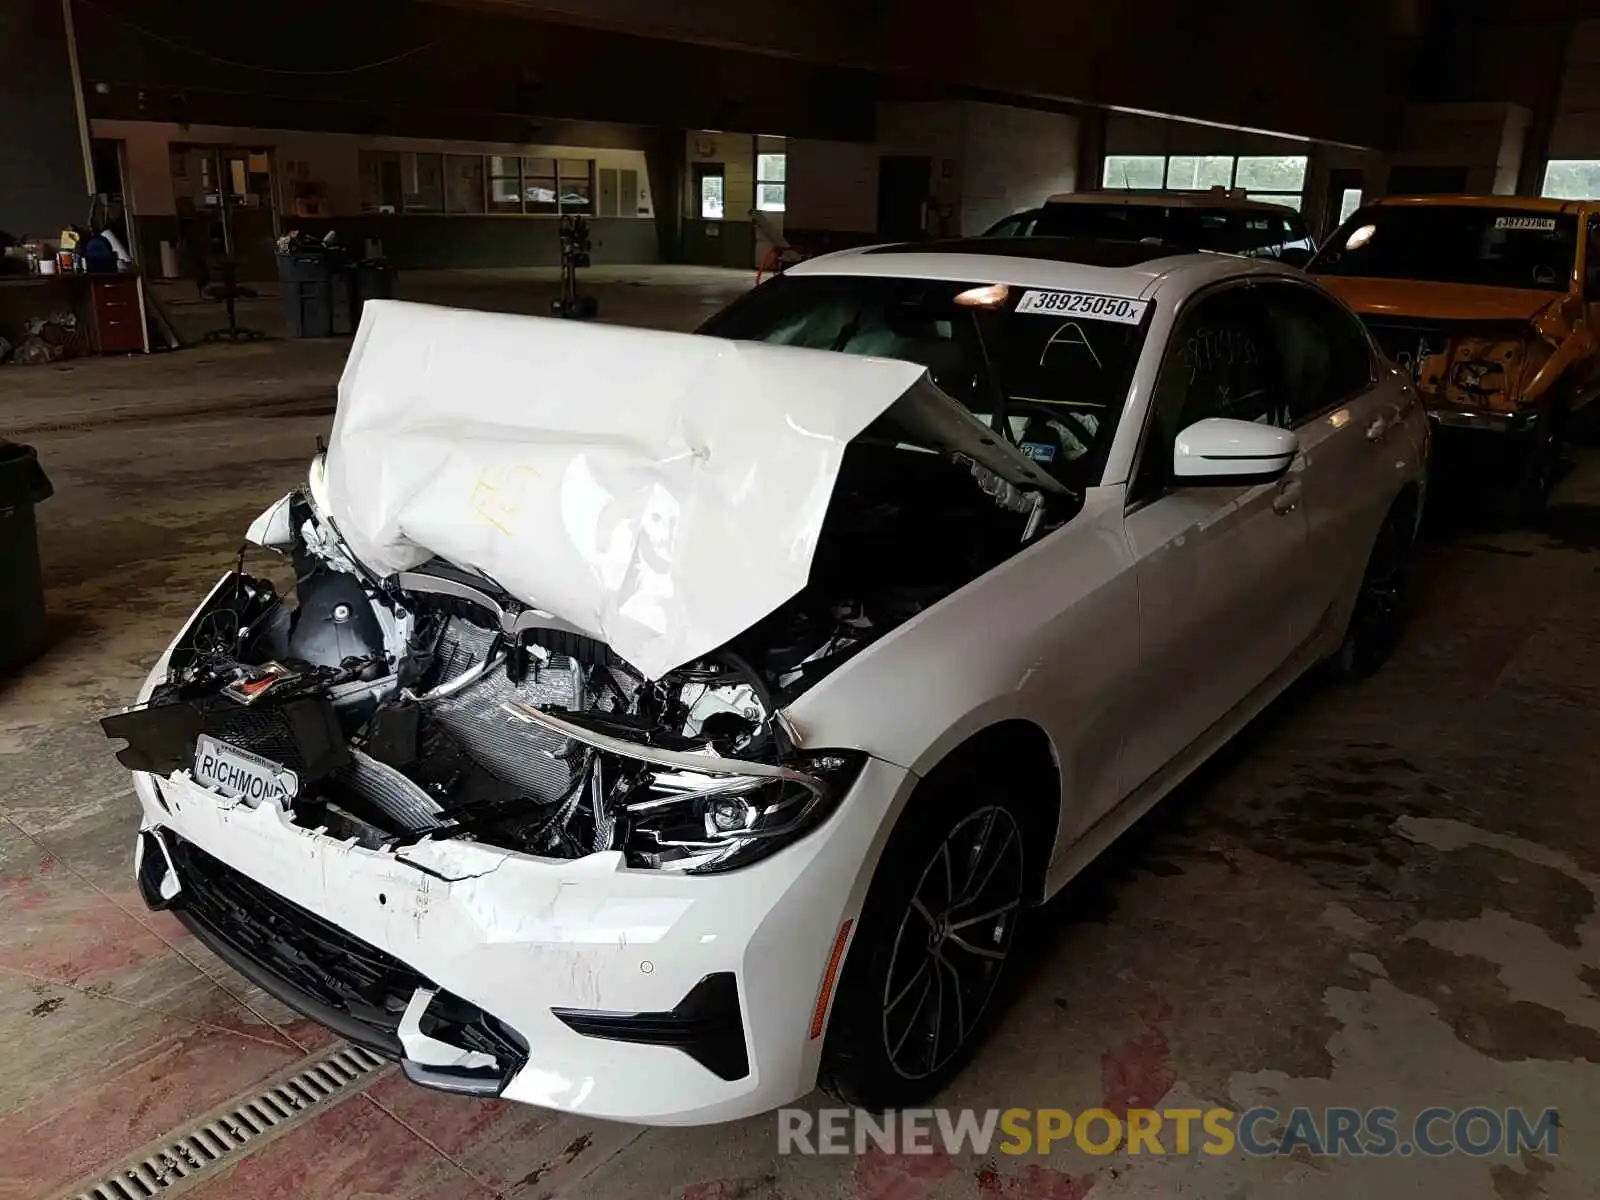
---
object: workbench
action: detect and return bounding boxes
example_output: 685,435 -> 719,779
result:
0,271 -> 150,356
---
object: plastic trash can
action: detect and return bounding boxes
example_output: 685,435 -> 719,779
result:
276,251 -> 336,338
348,259 -> 396,332
0,441 -> 53,671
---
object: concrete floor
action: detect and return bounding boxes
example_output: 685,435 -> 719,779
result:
2,266 -> 1597,1199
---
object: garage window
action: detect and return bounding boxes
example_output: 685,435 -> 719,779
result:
1166,156 -> 1232,190
1102,155 -> 1166,189
1542,160 -> 1600,200
1102,153 -> 1308,208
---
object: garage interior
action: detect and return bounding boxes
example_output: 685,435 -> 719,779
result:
2,0 -> 1600,1197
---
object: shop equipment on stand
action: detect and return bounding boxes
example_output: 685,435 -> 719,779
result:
552,216 -> 598,319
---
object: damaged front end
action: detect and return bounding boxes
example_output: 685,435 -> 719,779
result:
107,431 -> 1048,877
107,489 -> 849,877
1363,304 -> 1590,434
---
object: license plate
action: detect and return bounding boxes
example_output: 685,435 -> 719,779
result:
193,735 -> 300,805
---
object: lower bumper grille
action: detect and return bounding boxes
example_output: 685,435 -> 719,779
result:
151,831 -> 527,1089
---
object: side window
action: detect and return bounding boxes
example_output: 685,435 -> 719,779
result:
1132,288 -> 1278,498
1260,285 -> 1375,422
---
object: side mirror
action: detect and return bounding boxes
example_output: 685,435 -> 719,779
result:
1173,417 -> 1298,484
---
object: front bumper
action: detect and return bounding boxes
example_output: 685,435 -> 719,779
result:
1426,406 -> 1538,434
131,752 -> 911,1125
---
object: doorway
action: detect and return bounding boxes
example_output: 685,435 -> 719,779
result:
1322,167 -> 1366,240
878,155 -> 931,241
89,138 -> 134,262
171,145 -> 279,281
683,163 -> 731,265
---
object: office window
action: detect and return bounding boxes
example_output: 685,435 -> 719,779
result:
359,150 -> 402,213
757,152 -> 787,212
1542,160 -> 1600,200
523,156 -> 557,213
1102,155 -> 1166,189
488,155 -> 523,213
356,150 -> 610,217
559,159 -> 594,213
403,152 -> 443,212
445,154 -> 484,213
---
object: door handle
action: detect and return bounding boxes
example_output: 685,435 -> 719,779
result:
1367,409 -> 1398,443
1272,479 -> 1303,515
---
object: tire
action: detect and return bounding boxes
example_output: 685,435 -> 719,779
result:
1333,496 -> 1416,681
818,762 -> 1038,1109
1512,402 -> 1565,521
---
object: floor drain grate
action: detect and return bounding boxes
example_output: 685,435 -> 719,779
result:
67,1045 -> 387,1200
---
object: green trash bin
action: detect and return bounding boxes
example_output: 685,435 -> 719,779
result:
0,441 -> 53,671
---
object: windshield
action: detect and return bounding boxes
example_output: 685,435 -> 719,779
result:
1311,206 -> 1578,291
698,273 -> 1151,487
991,202 -> 1313,259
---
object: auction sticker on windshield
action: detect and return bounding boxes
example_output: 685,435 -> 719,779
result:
1015,290 -> 1149,325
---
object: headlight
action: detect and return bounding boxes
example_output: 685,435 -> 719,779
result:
307,451 -> 333,517
625,750 -> 867,874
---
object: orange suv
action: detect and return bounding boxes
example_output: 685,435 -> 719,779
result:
1311,195 -> 1599,512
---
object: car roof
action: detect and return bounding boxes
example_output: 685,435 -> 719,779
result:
1041,189 -> 1302,215
1366,194 -> 1588,215
785,237 -> 1303,299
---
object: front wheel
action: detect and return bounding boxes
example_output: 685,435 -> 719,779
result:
819,781 -> 1032,1109
1512,403 -> 1565,521
1334,497 -> 1415,680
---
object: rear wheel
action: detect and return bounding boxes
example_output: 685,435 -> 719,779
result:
1334,496 -> 1416,680
819,771 -> 1035,1109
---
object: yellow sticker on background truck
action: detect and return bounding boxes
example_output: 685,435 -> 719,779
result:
1494,216 -> 1558,231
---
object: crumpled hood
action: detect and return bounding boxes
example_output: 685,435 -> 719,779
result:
1318,276 -> 1558,324
326,301 -> 1056,681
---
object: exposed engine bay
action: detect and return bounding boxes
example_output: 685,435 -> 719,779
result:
105,438 -> 1063,875
1362,301 -> 1584,418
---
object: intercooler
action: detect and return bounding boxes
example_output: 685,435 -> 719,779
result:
424,618 -> 585,805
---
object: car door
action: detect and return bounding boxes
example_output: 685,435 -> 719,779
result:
1583,210 -> 1600,398
1256,280 -> 1401,629
1116,284 -> 1313,806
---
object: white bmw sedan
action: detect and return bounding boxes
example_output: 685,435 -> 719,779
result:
103,237 -> 1427,1125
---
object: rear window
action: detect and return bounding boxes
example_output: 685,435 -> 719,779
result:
1311,205 -> 1578,291
698,273 -> 1151,486
1006,202 -> 1313,259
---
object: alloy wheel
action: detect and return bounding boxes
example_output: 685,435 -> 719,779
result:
881,805 -> 1025,1080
